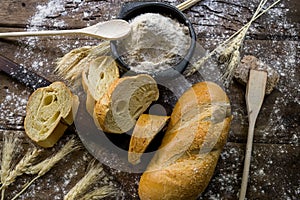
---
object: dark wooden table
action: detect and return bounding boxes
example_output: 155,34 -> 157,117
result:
0,0 -> 299,199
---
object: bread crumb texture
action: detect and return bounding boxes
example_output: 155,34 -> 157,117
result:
82,56 -> 119,116
24,82 -> 79,148
128,114 -> 170,165
94,74 -> 159,134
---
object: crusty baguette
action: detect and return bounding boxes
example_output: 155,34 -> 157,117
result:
24,82 -> 79,148
138,82 -> 232,200
128,114 -> 170,165
82,56 -> 119,116
94,74 -> 159,134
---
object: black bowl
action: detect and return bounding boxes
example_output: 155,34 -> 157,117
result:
110,2 -> 196,78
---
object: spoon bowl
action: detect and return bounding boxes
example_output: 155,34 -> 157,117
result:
80,19 -> 131,40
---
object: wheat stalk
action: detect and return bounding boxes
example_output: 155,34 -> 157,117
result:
79,185 -> 117,200
66,42 -> 110,84
55,41 -> 110,88
55,46 -> 91,82
1,134 -> 19,200
26,139 -> 80,176
1,134 -> 18,183
0,148 -> 40,192
218,0 -> 269,84
56,46 -> 92,75
185,0 -> 281,80
11,138 -> 81,200
64,161 -> 104,200
177,0 -> 202,11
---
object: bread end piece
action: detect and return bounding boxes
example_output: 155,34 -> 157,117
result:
24,82 -> 79,148
139,150 -> 221,200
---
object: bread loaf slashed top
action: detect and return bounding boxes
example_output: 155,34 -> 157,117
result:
138,82 -> 232,200
94,74 -> 159,134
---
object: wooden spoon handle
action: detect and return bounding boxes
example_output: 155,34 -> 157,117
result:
0,29 -> 79,38
239,69 -> 267,200
0,20 -> 130,40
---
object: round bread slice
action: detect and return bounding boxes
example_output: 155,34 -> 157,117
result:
128,114 -> 170,165
94,74 -> 159,134
24,82 -> 79,148
82,56 -> 119,116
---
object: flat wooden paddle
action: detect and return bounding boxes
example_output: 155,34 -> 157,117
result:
239,69 -> 268,200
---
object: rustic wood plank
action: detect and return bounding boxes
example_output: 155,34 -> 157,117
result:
193,38 -> 300,144
0,73 -> 31,131
201,142 -> 300,200
1,0 -> 299,39
0,0 -> 121,28
0,0 -> 299,199
188,0 -> 300,39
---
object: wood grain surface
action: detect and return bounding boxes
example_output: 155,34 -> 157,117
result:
0,0 -> 299,199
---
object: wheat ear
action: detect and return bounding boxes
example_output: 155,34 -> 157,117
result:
185,0 -> 281,77
11,139 -> 81,200
55,46 -> 92,79
55,41 -> 110,88
177,0 -> 202,11
0,148 -> 40,191
219,0 -> 269,83
64,161 -> 104,200
1,134 -> 18,200
79,185 -> 117,200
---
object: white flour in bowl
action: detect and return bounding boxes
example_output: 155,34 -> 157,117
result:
117,13 -> 191,73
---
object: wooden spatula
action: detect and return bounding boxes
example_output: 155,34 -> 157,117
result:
239,69 -> 268,200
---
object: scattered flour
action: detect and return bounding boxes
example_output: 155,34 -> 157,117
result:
0,86 -> 29,130
28,0 -> 66,30
2,0 -> 298,199
14,0 -> 97,71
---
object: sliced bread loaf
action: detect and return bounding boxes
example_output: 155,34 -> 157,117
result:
94,74 -> 159,134
128,114 -> 170,165
24,82 -> 79,148
82,56 -> 119,116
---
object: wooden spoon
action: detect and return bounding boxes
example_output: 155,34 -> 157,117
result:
239,69 -> 268,200
0,19 -> 131,40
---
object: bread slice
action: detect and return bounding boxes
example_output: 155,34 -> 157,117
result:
82,56 -> 119,116
138,82 -> 232,200
94,74 -> 159,134
128,114 -> 170,165
24,82 -> 79,148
